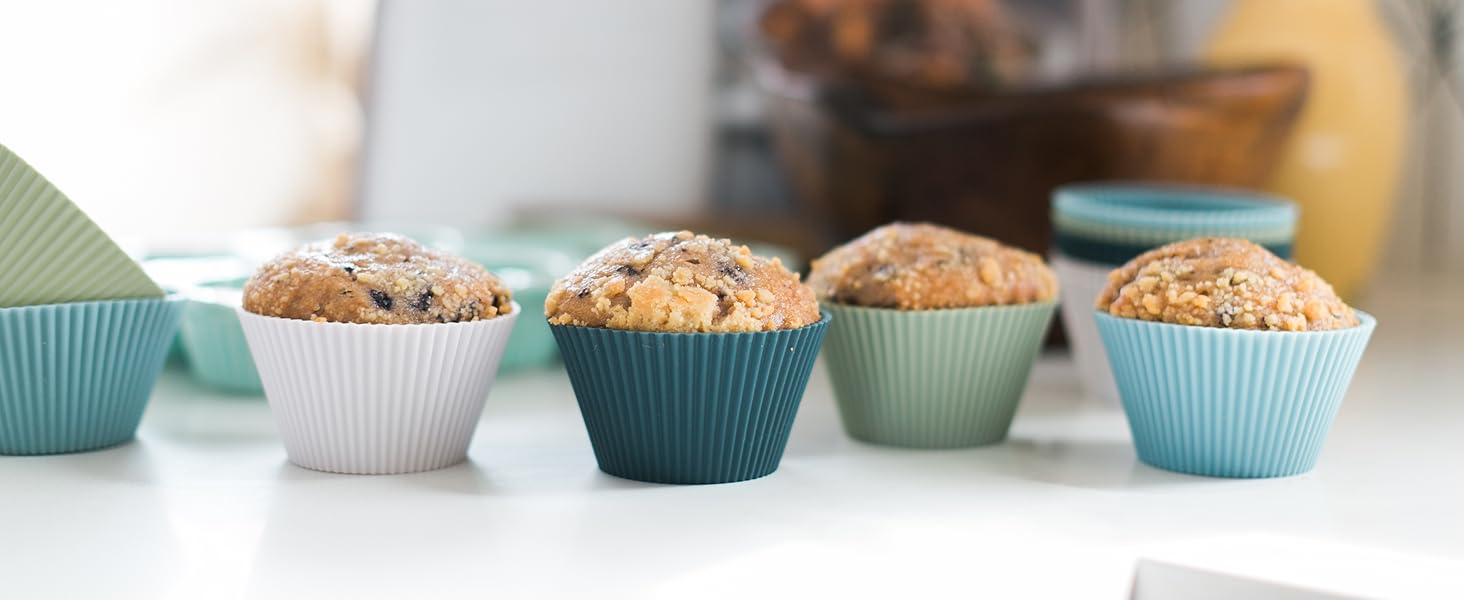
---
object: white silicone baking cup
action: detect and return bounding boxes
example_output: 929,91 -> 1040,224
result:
1052,254 -> 1120,405
237,303 -> 519,474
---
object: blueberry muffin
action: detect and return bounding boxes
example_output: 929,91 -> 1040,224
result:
1097,237 -> 1357,331
243,233 -> 512,324
544,230 -> 820,333
807,222 -> 1058,310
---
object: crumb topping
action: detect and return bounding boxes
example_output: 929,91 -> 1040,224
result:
1097,237 -> 1357,331
243,232 -> 512,324
544,231 -> 820,333
807,222 -> 1057,310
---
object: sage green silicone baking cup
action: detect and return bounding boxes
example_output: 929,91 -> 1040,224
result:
0,298 -> 183,454
0,144 -> 164,307
821,301 -> 1057,448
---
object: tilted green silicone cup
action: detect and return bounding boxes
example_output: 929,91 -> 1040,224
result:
551,313 -> 830,484
0,297 -> 183,454
820,302 -> 1057,448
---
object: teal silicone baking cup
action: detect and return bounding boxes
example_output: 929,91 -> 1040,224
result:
1053,183 -> 1298,264
180,279 -> 261,393
0,297 -> 183,454
820,301 -> 1057,448
1095,310 -> 1376,478
550,313 -> 830,484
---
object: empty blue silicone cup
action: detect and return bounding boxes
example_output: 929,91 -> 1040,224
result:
551,313 -> 831,484
179,278 -> 262,393
1095,310 -> 1375,478
0,297 -> 184,454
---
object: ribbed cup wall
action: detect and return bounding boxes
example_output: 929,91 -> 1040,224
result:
180,300 -> 262,393
0,298 -> 183,454
820,302 -> 1056,448
1095,311 -> 1376,478
238,306 -> 519,475
550,314 -> 830,485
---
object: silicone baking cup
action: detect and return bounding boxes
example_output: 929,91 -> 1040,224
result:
179,278 -> 261,393
0,144 -> 164,307
551,313 -> 831,484
820,302 -> 1057,448
1095,310 -> 1376,478
1052,183 -> 1299,404
0,298 -> 183,454
238,303 -> 520,475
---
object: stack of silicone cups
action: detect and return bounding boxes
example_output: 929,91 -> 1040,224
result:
0,143 -> 183,454
1051,183 -> 1299,404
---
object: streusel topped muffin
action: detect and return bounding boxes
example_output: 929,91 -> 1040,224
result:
1097,237 -> 1357,331
243,232 -> 512,324
807,222 -> 1057,310
544,230 -> 819,333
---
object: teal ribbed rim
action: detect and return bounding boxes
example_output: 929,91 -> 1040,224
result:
1053,183 -> 1298,241
1054,232 -> 1294,264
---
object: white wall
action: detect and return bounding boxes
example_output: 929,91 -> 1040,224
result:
359,0 -> 715,227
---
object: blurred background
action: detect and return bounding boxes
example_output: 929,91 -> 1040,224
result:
0,0 -> 1456,297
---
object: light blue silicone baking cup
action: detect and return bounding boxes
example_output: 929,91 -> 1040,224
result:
1095,310 -> 1375,478
0,297 -> 183,454
180,279 -> 262,394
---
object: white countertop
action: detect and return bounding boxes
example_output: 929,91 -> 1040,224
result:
2,276 -> 1461,599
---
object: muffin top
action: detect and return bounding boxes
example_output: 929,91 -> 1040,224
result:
1096,237 -> 1358,331
243,232 -> 513,324
544,230 -> 820,333
807,222 -> 1058,310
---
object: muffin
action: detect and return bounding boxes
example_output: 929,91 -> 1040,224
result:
244,232 -> 512,324
809,223 -> 1058,448
1093,237 -> 1375,478
1097,237 -> 1355,331
546,231 -> 830,484
236,232 -> 520,475
1050,183 -> 1299,405
545,230 -> 818,332
807,222 -> 1058,309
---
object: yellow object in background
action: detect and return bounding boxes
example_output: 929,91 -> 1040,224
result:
1206,0 -> 1405,300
